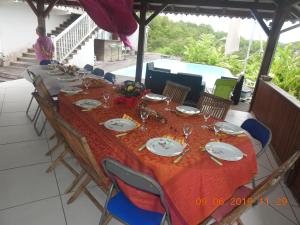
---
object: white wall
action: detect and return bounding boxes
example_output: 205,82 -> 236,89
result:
69,35 -> 95,68
0,0 -> 70,61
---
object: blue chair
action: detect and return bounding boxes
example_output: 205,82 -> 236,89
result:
100,158 -> 172,225
92,68 -> 104,77
40,60 -> 58,65
104,72 -> 116,84
83,64 -> 93,72
241,118 -> 272,157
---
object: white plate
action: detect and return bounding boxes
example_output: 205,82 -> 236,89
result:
144,93 -> 166,101
60,87 -> 83,94
74,99 -> 101,109
146,137 -> 185,157
215,122 -> 244,135
205,142 -> 243,161
104,118 -> 137,132
57,75 -> 78,82
176,105 -> 200,115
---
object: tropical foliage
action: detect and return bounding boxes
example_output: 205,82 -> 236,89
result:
147,16 -> 300,100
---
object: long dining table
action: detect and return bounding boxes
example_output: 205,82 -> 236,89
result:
25,66 -> 257,225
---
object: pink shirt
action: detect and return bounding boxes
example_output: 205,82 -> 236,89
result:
34,36 -> 54,62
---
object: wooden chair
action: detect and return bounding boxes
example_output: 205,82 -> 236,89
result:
197,92 -> 231,120
162,80 -> 191,104
200,150 -> 300,225
54,114 -> 107,211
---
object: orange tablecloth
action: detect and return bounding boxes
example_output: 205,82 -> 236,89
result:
58,85 -> 257,225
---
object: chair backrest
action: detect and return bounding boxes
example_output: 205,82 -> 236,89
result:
54,114 -> 103,179
104,72 -> 116,84
27,69 -> 38,83
102,158 -> 170,216
92,68 -> 104,77
213,78 -> 237,100
34,76 -> 54,104
220,150 -> 300,224
33,92 -> 61,137
84,64 -> 93,72
197,92 -> 231,120
162,80 -> 191,104
241,118 -> 272,148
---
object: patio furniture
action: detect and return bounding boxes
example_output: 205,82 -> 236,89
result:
84,64 -> 93,72
197,92 -> 231,120
162,80 -> 191,104
40,60 -> 59,65
221,75 -> 245,105
26,70 -> 39,122
213,78 -> 237,100
145,62 -> 205,104
92,68 -> 104,77
199,149 -> 300,225
104,72 -> 116,84
99,158 -> 171,225
54,114 -> 107,211
241,118 -> 272,158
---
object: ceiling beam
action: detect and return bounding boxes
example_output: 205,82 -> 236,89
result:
251,9 -> 270,36
44,0 -> 60,17
280,21 -> 300,33
145,3 -> 168,25
25,0 -> 38,16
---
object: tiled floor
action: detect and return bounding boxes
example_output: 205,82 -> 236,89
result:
0,79 -> 299,225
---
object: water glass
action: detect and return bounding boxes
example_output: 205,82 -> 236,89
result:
103,93 -> 110,108
140,110 -> 149,131
183,124 -> 192,143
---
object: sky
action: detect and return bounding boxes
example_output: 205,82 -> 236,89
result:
166,14 -> 300,44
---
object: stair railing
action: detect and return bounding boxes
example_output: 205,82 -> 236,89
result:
52,12 -> 98,62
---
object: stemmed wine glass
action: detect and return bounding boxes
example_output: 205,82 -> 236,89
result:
103,92 -> 110,108
201,110 -> 212,128
164,95 -> 172,111
183,124 -> 192,143
140,110 -> 149,132
83,76 -> 91,90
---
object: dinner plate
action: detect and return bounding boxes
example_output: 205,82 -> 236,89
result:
104,118 -> 137,132
74,99 -> 101,109
143,93 -> 167,101
56,75 -> 78,81
60,87 -> 83,94
205,142 -> 244,161
176,105 -> 200,115
214,122 -> 244,135
146,137 -> 185,157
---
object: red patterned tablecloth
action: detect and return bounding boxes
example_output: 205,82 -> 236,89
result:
58,85 -> 257,225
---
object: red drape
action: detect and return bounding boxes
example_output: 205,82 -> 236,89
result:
78,0 -> 137,48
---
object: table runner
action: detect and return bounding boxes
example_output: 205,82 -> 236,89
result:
58,85 -> 257,225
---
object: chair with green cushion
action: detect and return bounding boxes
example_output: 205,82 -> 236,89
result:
213,78 -> 237,100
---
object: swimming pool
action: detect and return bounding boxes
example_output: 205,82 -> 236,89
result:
112,59 -> 234,89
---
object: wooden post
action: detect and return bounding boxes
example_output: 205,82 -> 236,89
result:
249,0 -> 290,111
135,0 -> 147,83
37,0 -> 45,29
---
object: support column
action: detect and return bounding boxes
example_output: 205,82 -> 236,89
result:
135,0 -> 147,83
249,0 -> 290,111
37,0 -> 45,29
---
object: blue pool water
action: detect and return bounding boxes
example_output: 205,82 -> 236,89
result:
112,59 -> 233,89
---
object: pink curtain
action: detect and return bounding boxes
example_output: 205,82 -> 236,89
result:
79,0 -> 137,48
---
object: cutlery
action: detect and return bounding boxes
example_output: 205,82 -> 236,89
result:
115,133 -> 128,138
138,143 -> 146,151
98,122 -> 105,125
81,109 -> 92,112
173,144 -> 189,164
210,156 -> 223,166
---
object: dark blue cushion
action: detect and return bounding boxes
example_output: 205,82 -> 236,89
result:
107,191 -> 163,225
40,60 -> 59,65
92,68 -> 104,77
104,72 -> 116,84
241,118 -> 271,147
84,64 -> 93,72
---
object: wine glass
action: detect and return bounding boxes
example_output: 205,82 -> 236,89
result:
164,95 -> 172,111
103,92 -> 110,108
140,110 -> 149,131
83,77 -> 91,90
203,110 -> 211,123
183,124 -> 192,143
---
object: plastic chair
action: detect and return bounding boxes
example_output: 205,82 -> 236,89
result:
83,64 -> 93,72
213,78 -> 237,100
100,158 -> 172,225
92,68 -> 104,77
241,118 -> 272,157
104,72 -> 116,84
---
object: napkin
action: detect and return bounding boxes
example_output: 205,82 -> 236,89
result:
163,135 -> 185,145
122,114 -> 141,128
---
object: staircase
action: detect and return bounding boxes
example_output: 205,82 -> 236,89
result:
0,13 -> 84,82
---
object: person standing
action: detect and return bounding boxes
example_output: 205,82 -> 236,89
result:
34,27 -> 54,64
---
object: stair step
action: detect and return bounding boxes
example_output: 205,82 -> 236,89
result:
17,57 -> 37,63
23,52 -> 36,58
28,48 -> 35,53
10,61 -> 36,68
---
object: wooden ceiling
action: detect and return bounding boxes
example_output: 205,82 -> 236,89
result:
38,0 -> 300,21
